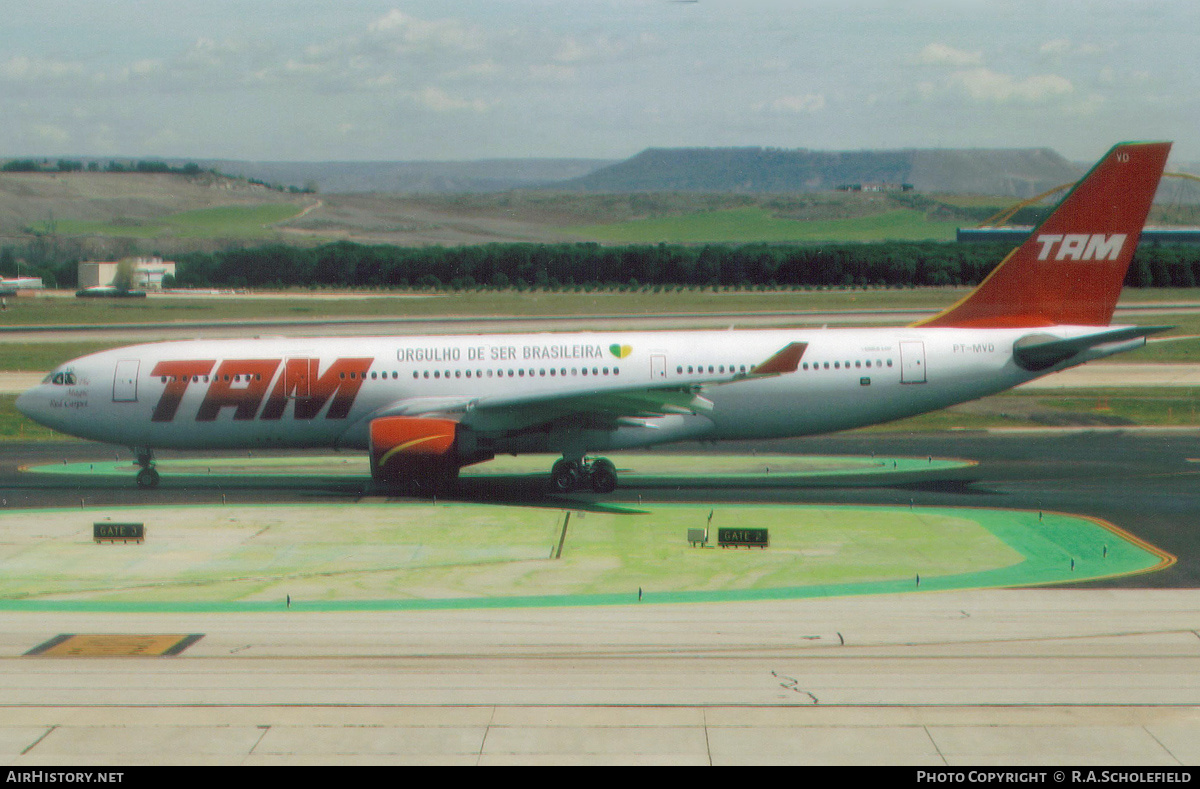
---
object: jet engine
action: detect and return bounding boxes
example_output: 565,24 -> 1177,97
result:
368,416 -> 460,483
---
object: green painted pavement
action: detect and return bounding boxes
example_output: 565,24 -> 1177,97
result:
24,452 -> 975,488
0,501 -> 1170,613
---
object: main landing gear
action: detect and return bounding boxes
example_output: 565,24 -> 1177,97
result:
549,456 -> 618,494
134,449 -> 159,489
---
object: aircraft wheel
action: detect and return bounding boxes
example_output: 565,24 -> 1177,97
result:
590,458 -> 617,494
550,459 -> 580,493
135,467 -> 160,489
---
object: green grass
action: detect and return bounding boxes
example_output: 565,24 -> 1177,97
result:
1109,335 -> 1200,363
35,204 -> 307,239
3,288 -> 1198,364
859,387 -> 1200,432
563,206 -> 962,243
0,287 -> 963,327
1048,388 -> 1200,425
4,286 -> 1200,329
0,341 -> 126,371
0,395 -> 70,441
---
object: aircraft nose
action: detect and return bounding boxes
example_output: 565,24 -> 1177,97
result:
15,386 -> 47,423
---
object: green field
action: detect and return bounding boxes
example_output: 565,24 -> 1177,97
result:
0,287 -> 957,328
34,203 -> 307,239
0,395 -> 63,441
4,286 -> 1199,328
1,287 -> 1197,438
0,288 -> 1197,376
564,206 -> 963,243
864,387 -> 1200,431
0,341 -> 128,371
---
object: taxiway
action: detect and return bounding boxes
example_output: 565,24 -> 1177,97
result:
0,429 -> 1197,764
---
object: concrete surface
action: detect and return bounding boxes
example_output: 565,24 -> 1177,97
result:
2,590 -> 1199,765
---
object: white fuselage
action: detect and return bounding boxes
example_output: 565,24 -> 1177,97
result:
16,324 -> 1129,459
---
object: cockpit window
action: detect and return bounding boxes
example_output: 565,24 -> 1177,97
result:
47,371 -> 76,386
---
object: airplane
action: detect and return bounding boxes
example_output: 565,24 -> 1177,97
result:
16,141 -> 1172,493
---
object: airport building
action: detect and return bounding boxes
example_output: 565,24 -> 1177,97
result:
958,226 -> 1200,245
78,257 -> 177,290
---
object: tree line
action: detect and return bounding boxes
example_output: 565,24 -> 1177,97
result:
5,239 -> 1199,292
165,240 -> 1200,291
1,158 -> 208,175
0,159 -> 313,193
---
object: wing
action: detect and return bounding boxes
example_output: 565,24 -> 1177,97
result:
362,342 -> 807,434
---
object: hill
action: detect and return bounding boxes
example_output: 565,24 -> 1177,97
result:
1,147 -> 1160,253
0,170 -> 304,234
197,158 -> 617,194
558,147 -> 1083,198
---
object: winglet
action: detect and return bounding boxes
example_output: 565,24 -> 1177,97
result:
750,342 -> 808,376
916,141 -> 1171,328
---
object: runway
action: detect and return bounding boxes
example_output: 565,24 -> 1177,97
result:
1,429 -> 1199,765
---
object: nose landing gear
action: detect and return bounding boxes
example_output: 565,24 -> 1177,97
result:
134,449 -> 159,488
549,456 -> 617,494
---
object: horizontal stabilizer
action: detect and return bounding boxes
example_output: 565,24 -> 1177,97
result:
1013,326 -> 1171,370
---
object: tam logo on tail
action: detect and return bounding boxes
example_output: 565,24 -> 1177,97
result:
917,141 -> 1171,328
1034,233 -> 1126,261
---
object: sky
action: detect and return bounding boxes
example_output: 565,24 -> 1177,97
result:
2,0 -> 1198,163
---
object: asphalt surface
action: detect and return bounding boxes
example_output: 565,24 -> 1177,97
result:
2,427 -> 1197,588
3,432 -> 1199,765
742,430 -> 1200,589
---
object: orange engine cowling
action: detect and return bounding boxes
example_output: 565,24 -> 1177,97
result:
368,416 -> 459,481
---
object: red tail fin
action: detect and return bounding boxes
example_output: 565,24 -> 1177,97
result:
917,141 -> 1171,328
